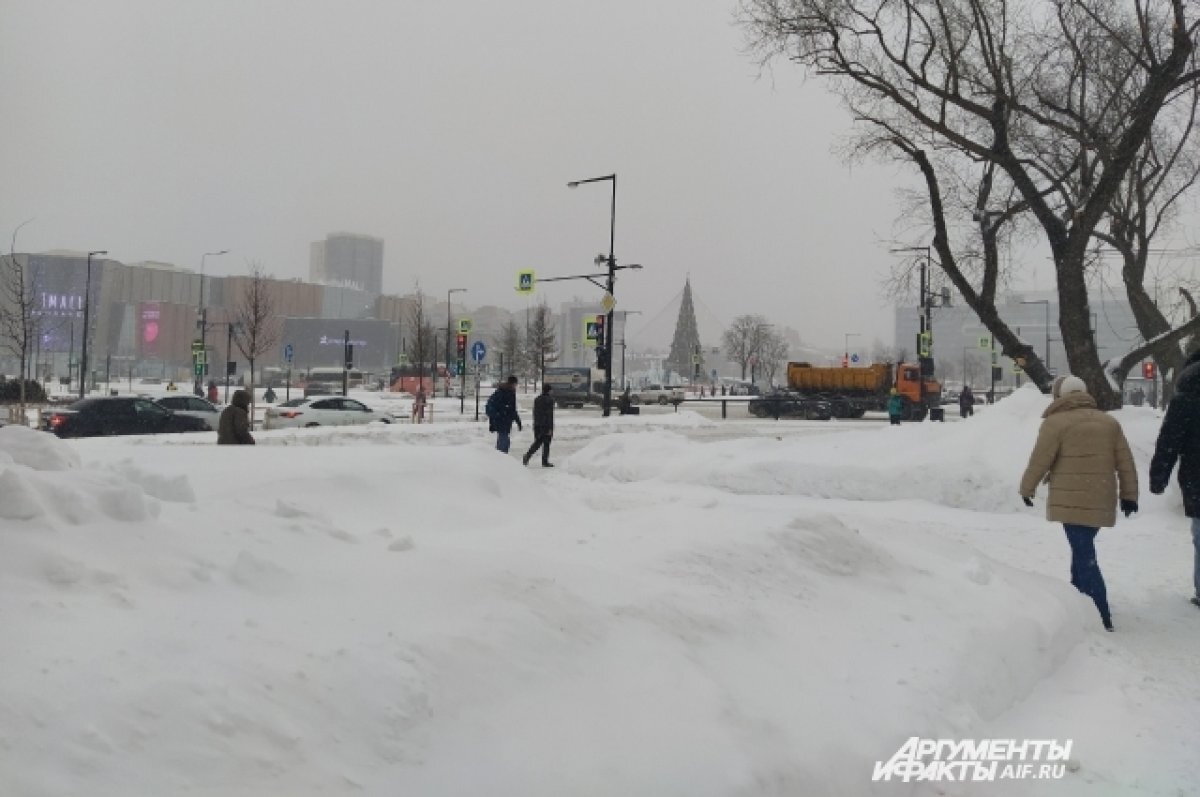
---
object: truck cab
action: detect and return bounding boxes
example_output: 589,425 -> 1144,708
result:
895,364 -> 942,421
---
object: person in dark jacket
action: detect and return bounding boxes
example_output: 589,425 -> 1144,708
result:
485,375 -> 522,453
523,383 -> 555,467
959,385 -> 975,418
217,389 -> 255,445
1149,354 -> 1200,608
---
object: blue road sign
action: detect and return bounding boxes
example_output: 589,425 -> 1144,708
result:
471,341 -> 487,362
850,353 -> 860,363
284,343 -> 294,362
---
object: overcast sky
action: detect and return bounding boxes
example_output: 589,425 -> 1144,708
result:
0,0 -> 1063,351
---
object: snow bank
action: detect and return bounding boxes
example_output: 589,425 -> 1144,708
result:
0,426 -> 187,523
563,385 -> 1085,513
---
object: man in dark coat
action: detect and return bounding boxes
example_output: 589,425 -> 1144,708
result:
485,375 -> 522,453
217,389 -> 255,445
522,383 -> 555,467
959,385 -> 975,418
1150,353 -> 1200,607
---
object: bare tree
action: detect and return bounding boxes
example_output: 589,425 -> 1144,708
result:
232,264 -> 279,412
742,0 -> 1200,408
527,302 -> 557,384
759,328 -> 790,385
405,283 -> 436,392
494,319 -> 525,377
0,220 -> 37,414
723,314 -> 771,379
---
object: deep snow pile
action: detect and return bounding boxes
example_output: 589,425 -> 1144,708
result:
1,395 -> 1196,796
562,385 -> 1164,514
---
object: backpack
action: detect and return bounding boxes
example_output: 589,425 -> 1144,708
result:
485,391 -> 500,431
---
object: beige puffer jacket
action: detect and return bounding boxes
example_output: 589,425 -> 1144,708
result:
1019,393 -> 1138,528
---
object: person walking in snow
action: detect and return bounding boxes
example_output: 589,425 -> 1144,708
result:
887,388 -> 904,426
485,375 -> 522,453
207,380 -> 219,404
523,383 -> 555,467
1149,350 -> 1200,609
959,385 -> 975,419
217,389 -> 255,445
1019,375 -> 1139,631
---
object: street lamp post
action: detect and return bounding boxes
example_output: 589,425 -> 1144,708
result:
1021,299 -> 1051,374
196,249 -> 230,395
619,309 -> 642,389
78,250 -> 108,399
843,332 -> 861,367
445,288 -> 467,397
568,173 -> 618,416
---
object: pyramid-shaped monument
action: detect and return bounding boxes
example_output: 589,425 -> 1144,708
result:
667,278 -> 703,380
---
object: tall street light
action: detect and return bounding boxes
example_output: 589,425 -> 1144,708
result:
843,332 -> 861,368
445,288 -> 467,397
1021,299 -> 1051,373
78,250 -> 108,398
567,173 -> 618,416
195,249 -> 230,394
619,309 -> 642,389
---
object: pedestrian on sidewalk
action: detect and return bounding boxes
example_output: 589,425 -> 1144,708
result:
1020,375 -> 1139,631
523,383 -> 555,467
959,384 -> 975,418
485,375 -> 522,453
1149,351 -> 1200,609
887,388 -> 904,426
217,389 -> 256,445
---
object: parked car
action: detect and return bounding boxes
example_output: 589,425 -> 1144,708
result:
630,384 -> 685,405
154,395 -> 221,430
41,396 -> 211,438
263,396 -> 395,430
747,393 -> 833,420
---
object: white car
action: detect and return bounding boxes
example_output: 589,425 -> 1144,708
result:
263,395 -> 395,430
154,395 -> 222,430
630,384 -> 685,405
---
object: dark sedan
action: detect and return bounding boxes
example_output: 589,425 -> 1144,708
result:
41,396 -> 211,438
747,393 -> 833,421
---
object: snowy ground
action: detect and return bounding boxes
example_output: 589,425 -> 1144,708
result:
1,385 -> 1197,796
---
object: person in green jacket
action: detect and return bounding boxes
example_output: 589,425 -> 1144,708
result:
887,388 -> 904,426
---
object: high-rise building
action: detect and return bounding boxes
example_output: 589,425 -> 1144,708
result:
309,232 -> 383,296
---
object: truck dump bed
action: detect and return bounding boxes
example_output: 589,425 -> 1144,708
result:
786,362 -> 892,394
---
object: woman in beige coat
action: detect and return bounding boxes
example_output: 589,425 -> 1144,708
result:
1019,376 -> 1139,631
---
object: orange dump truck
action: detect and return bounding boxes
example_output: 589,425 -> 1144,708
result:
785,362 -> 942,420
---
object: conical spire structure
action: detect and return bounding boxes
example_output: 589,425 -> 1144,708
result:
667,278 -> 704,380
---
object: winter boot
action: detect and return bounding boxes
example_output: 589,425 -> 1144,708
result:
1190,597 -> 1200,609
522,452 -> 531,466
542,462 -> 554,468
1102,616 -> 1114,632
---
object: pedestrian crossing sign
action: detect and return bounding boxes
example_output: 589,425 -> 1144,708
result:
516,270 -> 535,294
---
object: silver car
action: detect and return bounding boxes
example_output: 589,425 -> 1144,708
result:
154,395 -> 221,430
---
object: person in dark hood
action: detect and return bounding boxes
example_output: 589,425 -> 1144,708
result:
1150,350 -> 1200,608
1020,375 -> 1139,631
523,383 -> 555,467
217,389 -> 255,445
485,375 -> 522,453
959,384 -> 975,418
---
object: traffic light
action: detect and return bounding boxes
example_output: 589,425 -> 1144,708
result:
1143,361 -> 1156,380
595,346 -> 610,370
455,334 -> 467,373
593,314 -> 606,344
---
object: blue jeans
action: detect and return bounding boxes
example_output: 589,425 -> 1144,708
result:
1064,524 -> 1111,622
496,431 -> 511,453
1192,517 -> 1200,600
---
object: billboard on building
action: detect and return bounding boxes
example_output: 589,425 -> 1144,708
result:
280,318 -> 397,370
